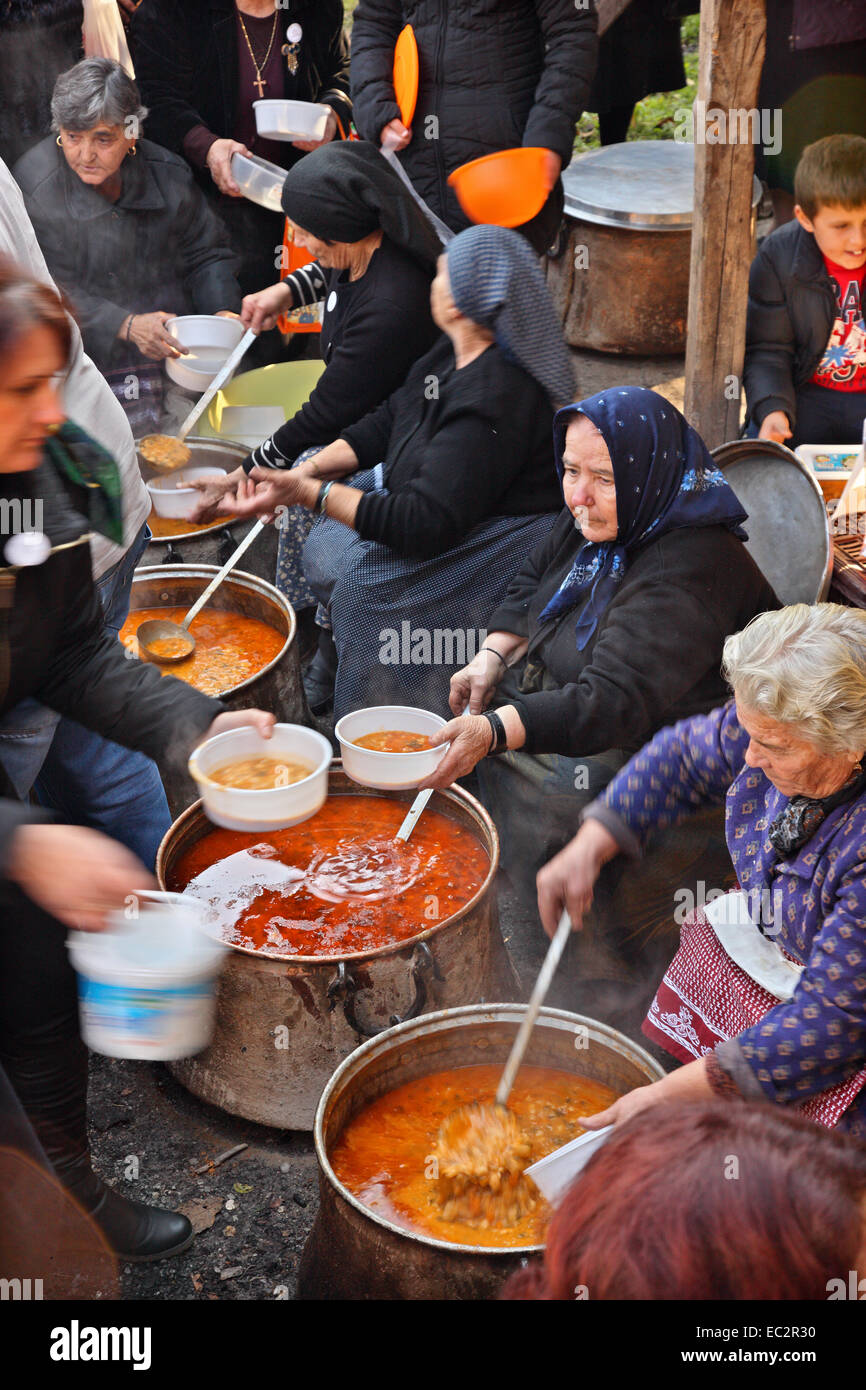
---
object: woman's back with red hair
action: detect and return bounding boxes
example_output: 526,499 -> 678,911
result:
503,1100 -> 866,1301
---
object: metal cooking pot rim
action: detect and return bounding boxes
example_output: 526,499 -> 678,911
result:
130,564 -> 296,698
312,1003 -> 664,1257
156,776 -> 500,965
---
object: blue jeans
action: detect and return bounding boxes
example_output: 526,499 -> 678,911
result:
0,524 -> 171,869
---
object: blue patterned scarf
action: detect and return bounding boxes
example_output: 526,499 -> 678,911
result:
539,387 -> 748,650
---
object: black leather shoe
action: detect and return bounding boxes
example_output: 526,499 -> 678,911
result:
303,628 -> 338,713
88,1183 -> 194,1264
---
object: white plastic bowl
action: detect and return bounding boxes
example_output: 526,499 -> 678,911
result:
188,723 -> 333,831
231,151 -> 286,213
164,315 -> 246,391
334,705 -> 448,790
254,99 -> 330,142
145,465 -> 227,519
525,1126 -> 615,1204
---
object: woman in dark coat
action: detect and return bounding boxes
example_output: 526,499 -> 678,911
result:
14,58 -> 242,434
129,0 -> 351,303
420,387 -> 779,880
212,225 -> 575,717
350,0 -> 598,253
589,0 -> 686,146
0,258 -> 273,1265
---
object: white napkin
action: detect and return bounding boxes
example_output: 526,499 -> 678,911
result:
704,889 -> 804,1001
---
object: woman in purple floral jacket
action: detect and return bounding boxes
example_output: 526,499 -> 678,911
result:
538,603 -> 866,1139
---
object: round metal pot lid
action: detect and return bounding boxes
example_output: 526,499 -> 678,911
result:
562,141 -> 762,231
712,438 -> 832,605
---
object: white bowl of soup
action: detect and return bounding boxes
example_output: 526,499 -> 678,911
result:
145,465 -> 228,519
188,723 -> 333,830
334,706 -> 448,790
164,315 -> 246,391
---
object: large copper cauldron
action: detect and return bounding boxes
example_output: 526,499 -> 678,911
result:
156,773 -> 513,1130
128,565 -> 309,816
298,1004 -> 665,1300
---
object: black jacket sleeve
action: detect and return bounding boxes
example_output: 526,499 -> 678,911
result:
523,0 -> 599,167
340,394 -> 396,473
251,291 -> 435,466
175,165 -> 242,314
348,0 -> 404,143
743,239 -> 799,429
317,3 -> 353,135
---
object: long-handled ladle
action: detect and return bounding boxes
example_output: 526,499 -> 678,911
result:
136,518 -> 265,664
434,909 -> 573,1202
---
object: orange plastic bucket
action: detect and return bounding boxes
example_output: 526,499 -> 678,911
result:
448,147 -> 550,229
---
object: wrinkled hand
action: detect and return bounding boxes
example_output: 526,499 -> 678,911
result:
129,311 -> 187,361
197,710 -> 276,747
293,110 -> 339,152
206,138 -> 249,196
188,464 -> 246,523
6,824 -> 156,932
417,715 -> 491,789
216,467 -> 312,522
381,118 -> 411,152
536,819 -> 621,938
449,650 -> 503,716
241,282 -> 294,334
758,410 -> 792,444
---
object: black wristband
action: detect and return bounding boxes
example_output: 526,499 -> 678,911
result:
481,645 -> 508,670
482,709 -> 508,755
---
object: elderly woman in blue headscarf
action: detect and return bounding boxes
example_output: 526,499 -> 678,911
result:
420,386 -> 779,878
215,225 -> 576,715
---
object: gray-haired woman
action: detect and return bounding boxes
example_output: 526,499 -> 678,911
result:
13,57 -> 242,433
538,603 -> 866,1140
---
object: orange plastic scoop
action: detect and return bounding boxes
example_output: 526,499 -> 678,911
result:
448,147 -> 551,229
393,24 -> 419,128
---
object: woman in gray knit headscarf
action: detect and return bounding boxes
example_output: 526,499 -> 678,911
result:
213,224 -> 576,717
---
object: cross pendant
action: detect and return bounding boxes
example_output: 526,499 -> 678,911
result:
254,74 -> 267,98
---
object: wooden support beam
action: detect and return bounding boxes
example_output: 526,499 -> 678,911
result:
684,0 -> 766,448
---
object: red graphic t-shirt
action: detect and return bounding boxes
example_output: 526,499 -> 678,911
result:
810,256 -> 866,393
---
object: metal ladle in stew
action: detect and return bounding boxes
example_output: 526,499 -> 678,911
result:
433,909 -> 573,1222
137,519 -> 265,664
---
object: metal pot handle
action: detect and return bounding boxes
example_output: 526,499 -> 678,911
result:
327,943 -> 443,1039
162,542 -> 184,565
216,528 -> 239,566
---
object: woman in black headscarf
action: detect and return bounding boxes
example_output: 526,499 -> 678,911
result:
417,386 -> 779,889
211,225 -> 574,717
190,142 -> 441,614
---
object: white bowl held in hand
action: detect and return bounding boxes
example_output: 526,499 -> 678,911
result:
230,151 -> 287,212
253,99 -> 331,142
334,706 -> 448,790
145,465 -> 228,519
189,723 -> 333,831
164,315 -> 246,391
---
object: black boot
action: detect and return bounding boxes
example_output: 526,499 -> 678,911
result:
303,626 -> 338,714
0,983 -> 192,1264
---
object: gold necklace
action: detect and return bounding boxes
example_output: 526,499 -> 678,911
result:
238,8 -> 279,99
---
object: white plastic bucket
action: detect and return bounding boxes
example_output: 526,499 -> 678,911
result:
67,892 -> 226,1060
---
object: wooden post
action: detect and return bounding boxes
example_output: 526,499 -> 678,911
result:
684,0 -> 766,447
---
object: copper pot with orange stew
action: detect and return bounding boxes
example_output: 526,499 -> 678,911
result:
156,769 -> 512,1130
297,1004 -> 665,1300
123,565 -> 310,816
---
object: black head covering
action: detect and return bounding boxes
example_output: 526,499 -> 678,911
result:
280,141 -> 440,271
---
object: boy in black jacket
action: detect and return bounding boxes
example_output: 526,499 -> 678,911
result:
744,134 -> 866,448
